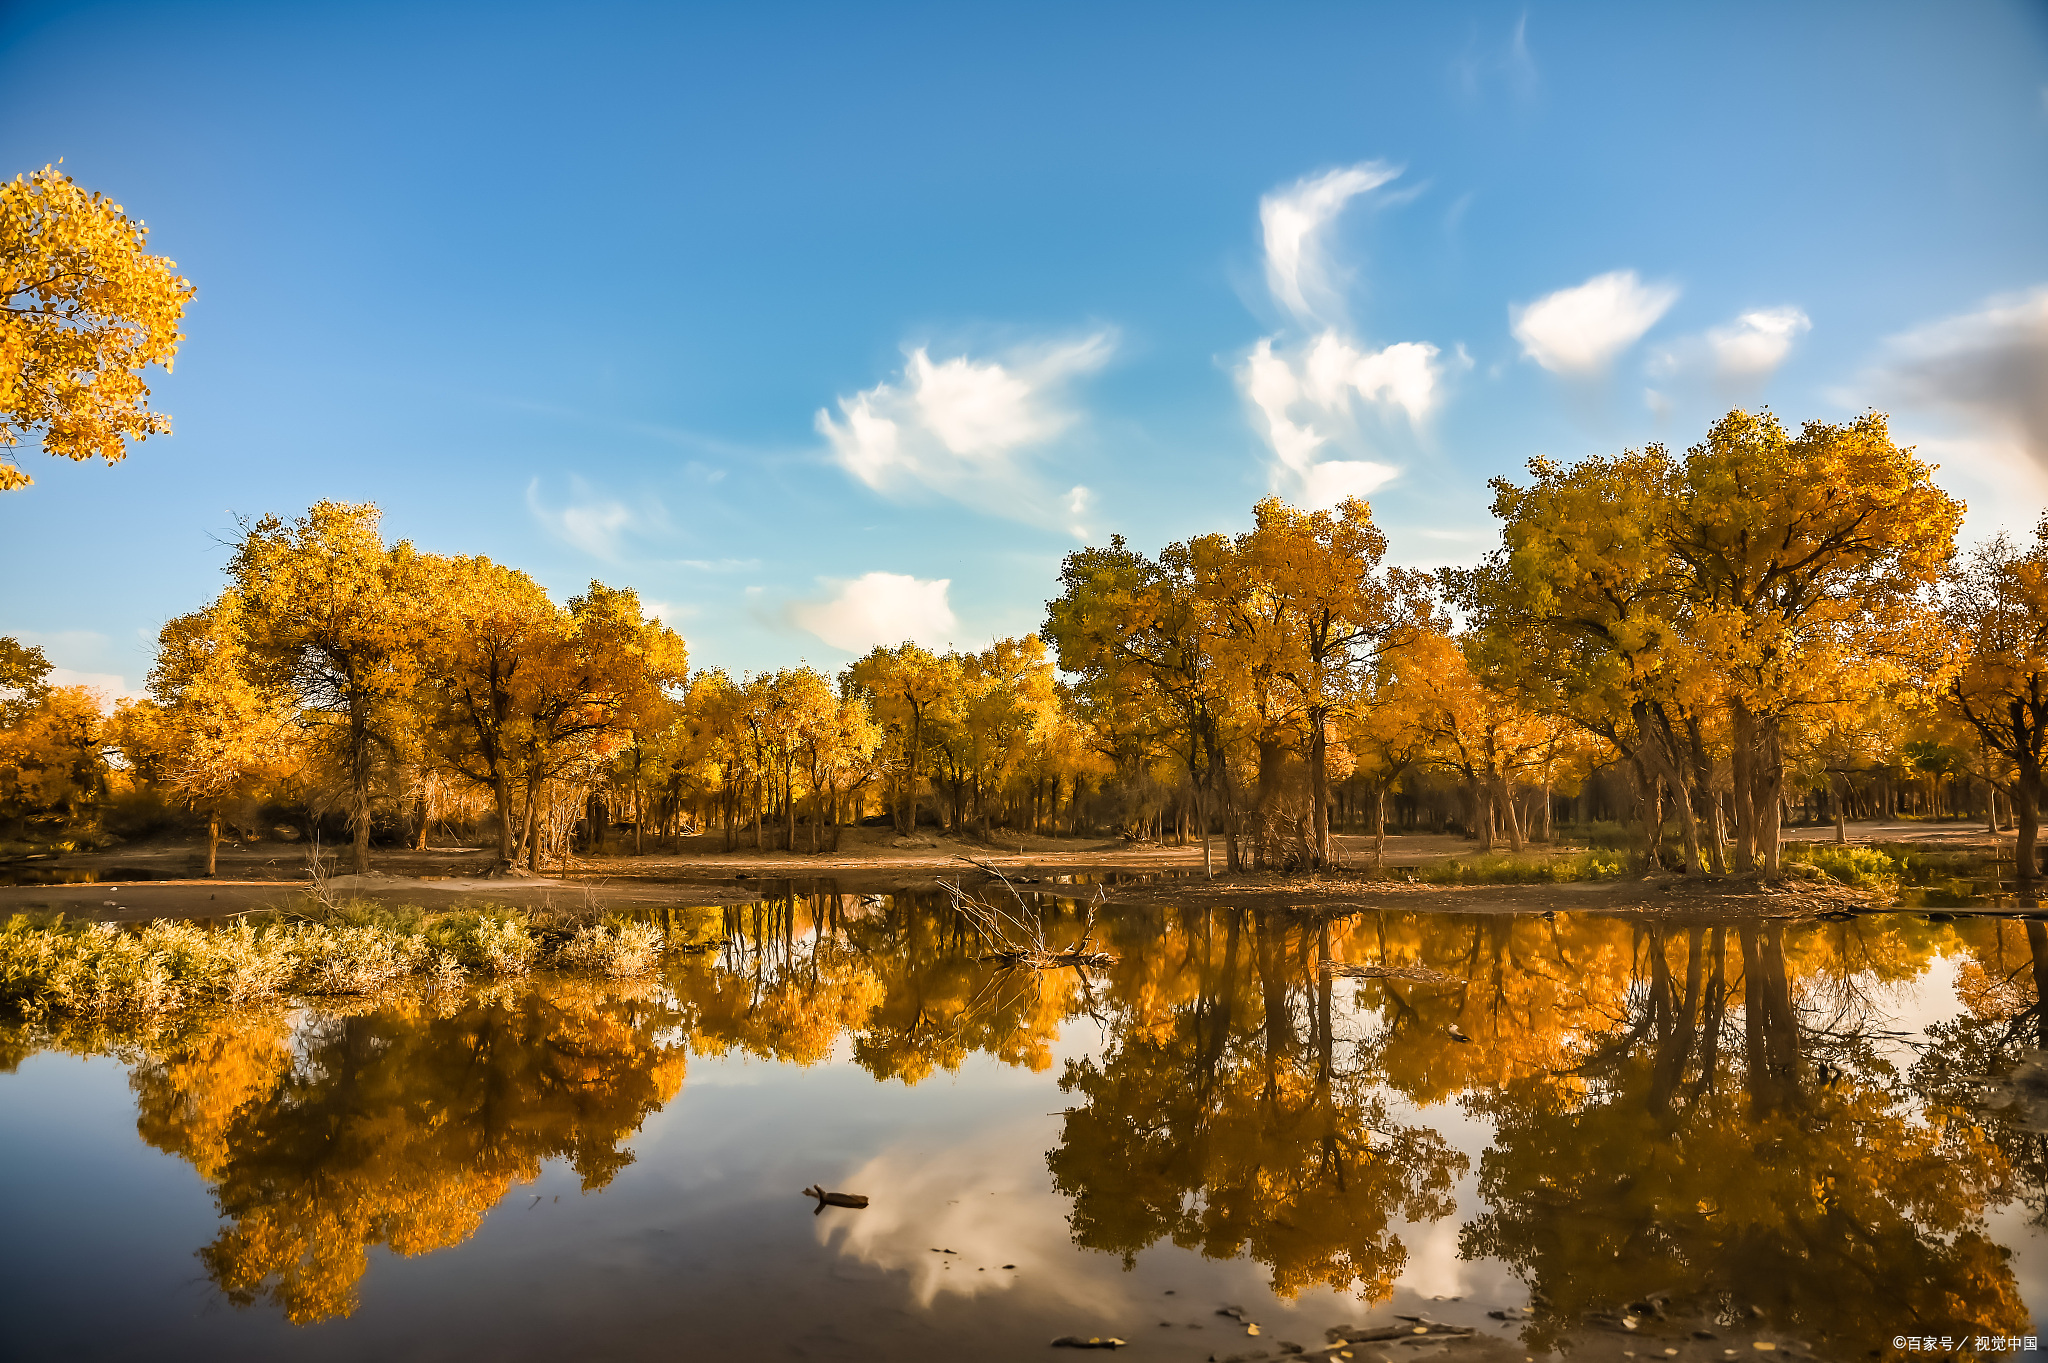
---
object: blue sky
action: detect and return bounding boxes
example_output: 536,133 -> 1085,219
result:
4,0 -> 2046,697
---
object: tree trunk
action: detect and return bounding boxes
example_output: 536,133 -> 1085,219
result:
1832,773 -> 1848,844
1731,702 -> 1757,873
1755,720 -> 1785,873
207,812 -> 221,877
2028,920 -> 2048,1049
2017,765 -> 2042,890
493,772 -> 515,863
1374,786 -> 1387,867
1500,776 -> 1524,852
1310,711 -> 1330,867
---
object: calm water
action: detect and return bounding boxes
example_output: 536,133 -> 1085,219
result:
5,894 -> 2048,1361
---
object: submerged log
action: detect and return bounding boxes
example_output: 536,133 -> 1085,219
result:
802,1184 -> 869,1212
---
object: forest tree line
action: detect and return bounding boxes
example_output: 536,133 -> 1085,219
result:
4,408 -> 2047,881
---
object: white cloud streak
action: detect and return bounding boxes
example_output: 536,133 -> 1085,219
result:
1237,162 -> 1447,509
1511,270 -> 1679,376
788,572 -> 956,654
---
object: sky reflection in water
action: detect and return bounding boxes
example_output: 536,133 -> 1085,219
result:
3,895 -> 2046,1361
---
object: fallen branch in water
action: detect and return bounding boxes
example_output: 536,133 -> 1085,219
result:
945,858 -> 1116,969
802,1184 -> 869,1212
1320,960 -> 1459,985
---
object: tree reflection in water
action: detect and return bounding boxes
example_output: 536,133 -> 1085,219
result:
6,888 -> 2043,1342
131,979 -> 688,1323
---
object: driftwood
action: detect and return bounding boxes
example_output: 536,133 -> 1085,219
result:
802,1184 -> 869,1213
944,858 -> 1116,969
1320,961 -> 1459,985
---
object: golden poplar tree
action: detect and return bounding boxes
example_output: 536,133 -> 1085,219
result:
120,596 -> 301,874
228,502 -> 424,874
1,166 -> 195,490
1943,522 -> 2048,884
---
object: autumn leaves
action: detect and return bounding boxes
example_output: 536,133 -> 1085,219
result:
119,501 -> 686,874
0,166 -> 194,491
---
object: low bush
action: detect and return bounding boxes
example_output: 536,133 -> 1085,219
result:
1414,851 -> 1628,885
0,902 -> 678,1019
1783,844 -> 1900,886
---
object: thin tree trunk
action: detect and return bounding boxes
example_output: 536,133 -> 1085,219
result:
1731,702 -> 1757,872
207,812 -> 221,877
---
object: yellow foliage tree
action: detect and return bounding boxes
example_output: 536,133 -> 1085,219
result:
228,502 -> 423,874
0,166 -> 195,490
118,597 -> 301,874
1942,521 -> 2048,883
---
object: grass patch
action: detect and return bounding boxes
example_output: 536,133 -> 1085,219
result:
0,901 -> 682,1020
1413,851 -> 1628,885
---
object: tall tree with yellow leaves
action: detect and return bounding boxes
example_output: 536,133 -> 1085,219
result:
845,643 -> 954,836
412,555 -> 564,867
1668,411 -> 1959,871
506,584 -> 686,872
1943,523 -> 2048,885
1,166 -> 195,490
1224,496 -> 1431,865
118,597 -> 300,874
228,502 -> 423,874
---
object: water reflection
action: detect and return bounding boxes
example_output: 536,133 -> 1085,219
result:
6,892 -> 2048,1348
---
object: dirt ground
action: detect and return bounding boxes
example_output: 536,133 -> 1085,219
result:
0,818 -> 2017,925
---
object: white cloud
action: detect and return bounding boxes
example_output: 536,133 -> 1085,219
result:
817,334 -> 1113,532
788,572 -> 956,654
1238,164 -> 1446,509
1511,270 -> 1679,376
818,1131 -> 1131,1317
525,477 -> 666,560
1242,336 -> 1416,507
45,669 -> 135,707
636,599 -> 696,627
1706,306 -> 1811,379
8,630 -> 140,703
1062,485 -> 1093,539
1260,161 -> 1402,327
1879,287 -> 2048,473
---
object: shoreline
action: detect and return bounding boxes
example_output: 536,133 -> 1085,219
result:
0,817 -> 2015,924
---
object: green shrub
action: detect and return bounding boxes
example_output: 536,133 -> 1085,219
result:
1784,844 -> 1899,886
1416,851 -> 1627,885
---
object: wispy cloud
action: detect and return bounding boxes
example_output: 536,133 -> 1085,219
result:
817,334 -> 1113,533
787,572 -> 957,654
525,476 -> 668,561
1511,270 -> 1679,377
1879,286 -> 2048,473
1453,12 -> 1538,104
1237,163 -> 1449,510
1260,162 -> 1402,328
